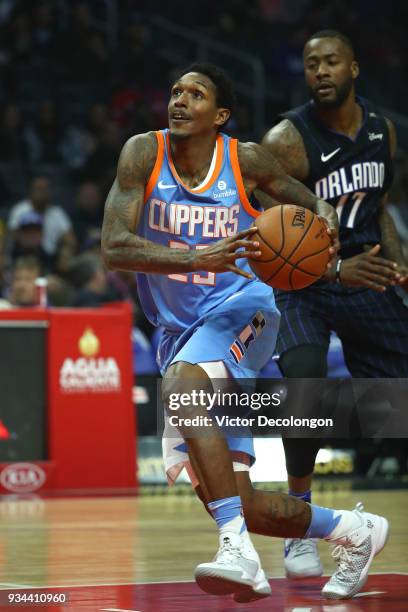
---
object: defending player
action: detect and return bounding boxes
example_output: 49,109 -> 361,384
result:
259,30 -> 408,581
102,62 -> 388,601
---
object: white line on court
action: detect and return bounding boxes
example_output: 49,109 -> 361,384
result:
0,572 -> 406,590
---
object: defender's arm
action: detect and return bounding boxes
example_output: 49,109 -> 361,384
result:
238,140 -> 339,250
377,119 -> 408,284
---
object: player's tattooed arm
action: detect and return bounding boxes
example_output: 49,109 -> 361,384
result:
102,133 -> 261,277
252,120 -> 310,210
334,119 -> 405,291
102,132 -> 198,273
261,119 -> 310,180
238,141 -> 339,255
377,120 -> 408,286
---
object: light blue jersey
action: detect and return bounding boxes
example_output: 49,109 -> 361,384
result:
137,129 -> 276,332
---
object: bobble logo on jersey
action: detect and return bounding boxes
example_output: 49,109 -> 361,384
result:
213,179 -> 237,199
59,327 -> 121,393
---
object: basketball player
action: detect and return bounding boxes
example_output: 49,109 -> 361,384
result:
102,62 -> 388,601
259,30 -> 408,581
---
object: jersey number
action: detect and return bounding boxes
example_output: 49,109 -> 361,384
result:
168,241 -> 216,286
336,191 -> 367,228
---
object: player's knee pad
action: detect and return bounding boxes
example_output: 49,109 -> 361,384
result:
282,437 -> 322,477
279,344 -> 328,378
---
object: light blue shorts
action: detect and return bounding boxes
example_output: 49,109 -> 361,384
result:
159,282 -> 281,463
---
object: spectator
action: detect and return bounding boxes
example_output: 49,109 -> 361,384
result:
0,103 -> 27,162
7,174 -> 76,259
31,1 -> 56,60
83,120 -> 123,191
60,104 -> 109,172
68,253 -> 123,307
55,1 -> 110,86
24,100 -> 63,164
0,220 -> 7,297
7,255 -> 41,307
10,210 -> 55,272
71,181 -> 104,249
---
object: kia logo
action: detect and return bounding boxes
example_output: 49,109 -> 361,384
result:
0,463 -> 46,493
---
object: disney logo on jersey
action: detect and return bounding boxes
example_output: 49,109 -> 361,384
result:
213,179 -> 237,199
368,132 -> 383,141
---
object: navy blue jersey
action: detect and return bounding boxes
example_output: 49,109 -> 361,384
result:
280,97 -> 393,258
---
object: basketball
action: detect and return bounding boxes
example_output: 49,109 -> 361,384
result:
249,205 -> 330,290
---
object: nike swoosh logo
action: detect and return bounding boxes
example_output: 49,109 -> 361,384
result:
158,180 -> 176,189
321,147 -> 341,162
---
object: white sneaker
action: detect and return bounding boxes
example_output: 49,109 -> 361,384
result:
284,538 -> 323,578
322,502 -> 389,599
194,531 -> 271,601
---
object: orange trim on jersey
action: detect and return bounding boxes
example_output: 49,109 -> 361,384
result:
230,343 -> 242,362
229,138 -> 260,219
166,132 -> 224,194
144,131 -> 165,203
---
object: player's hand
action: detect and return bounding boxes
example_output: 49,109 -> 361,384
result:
338,245 -> 401,291
396,263 -> 408,291
192,227 -> 261,279
315,199 -> 340,268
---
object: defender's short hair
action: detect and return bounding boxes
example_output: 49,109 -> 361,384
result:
306,30 -> 355,57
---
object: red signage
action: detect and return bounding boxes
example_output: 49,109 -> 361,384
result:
0,304 -> 137,496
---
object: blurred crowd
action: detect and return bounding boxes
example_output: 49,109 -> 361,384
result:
0,0 -> 407,363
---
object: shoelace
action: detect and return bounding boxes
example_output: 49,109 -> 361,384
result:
215,539 -> 243,564
331,544 -> 353,579
326,500 -> 367,584
288,538 -> 317,558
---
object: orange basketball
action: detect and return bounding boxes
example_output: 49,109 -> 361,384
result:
249,205 -> 330,290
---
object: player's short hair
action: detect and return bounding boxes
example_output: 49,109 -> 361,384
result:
305,30 -> 355,57
176,62 -> 236,114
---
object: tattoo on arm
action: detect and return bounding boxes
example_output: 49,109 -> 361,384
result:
378,196 -> 405,265
254,120 -> 310,209
239,141 -> 319,212
261,120 -> 309,180
101,132 -> 195,273
378,120 -> 405,265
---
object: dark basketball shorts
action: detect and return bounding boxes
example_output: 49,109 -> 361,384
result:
275,283 -> 408,377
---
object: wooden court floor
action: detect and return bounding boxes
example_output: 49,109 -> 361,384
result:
0,488 -> 407,610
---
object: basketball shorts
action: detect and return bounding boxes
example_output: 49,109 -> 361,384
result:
158,282 -> 281,484
275,284 -> 408,377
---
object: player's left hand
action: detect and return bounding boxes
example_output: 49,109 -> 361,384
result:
315,199 -> 340,269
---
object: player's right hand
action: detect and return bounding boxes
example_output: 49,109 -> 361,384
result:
339,244 -> 400,291
192,227 -> 261,280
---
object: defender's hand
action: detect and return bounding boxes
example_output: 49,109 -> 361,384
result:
192,227 -> 261,279
338,245 -> 400,292
396,263 -> 408,291
315,199 -> 340,268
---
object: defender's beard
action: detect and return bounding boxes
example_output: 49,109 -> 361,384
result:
312,76 -> 353,110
